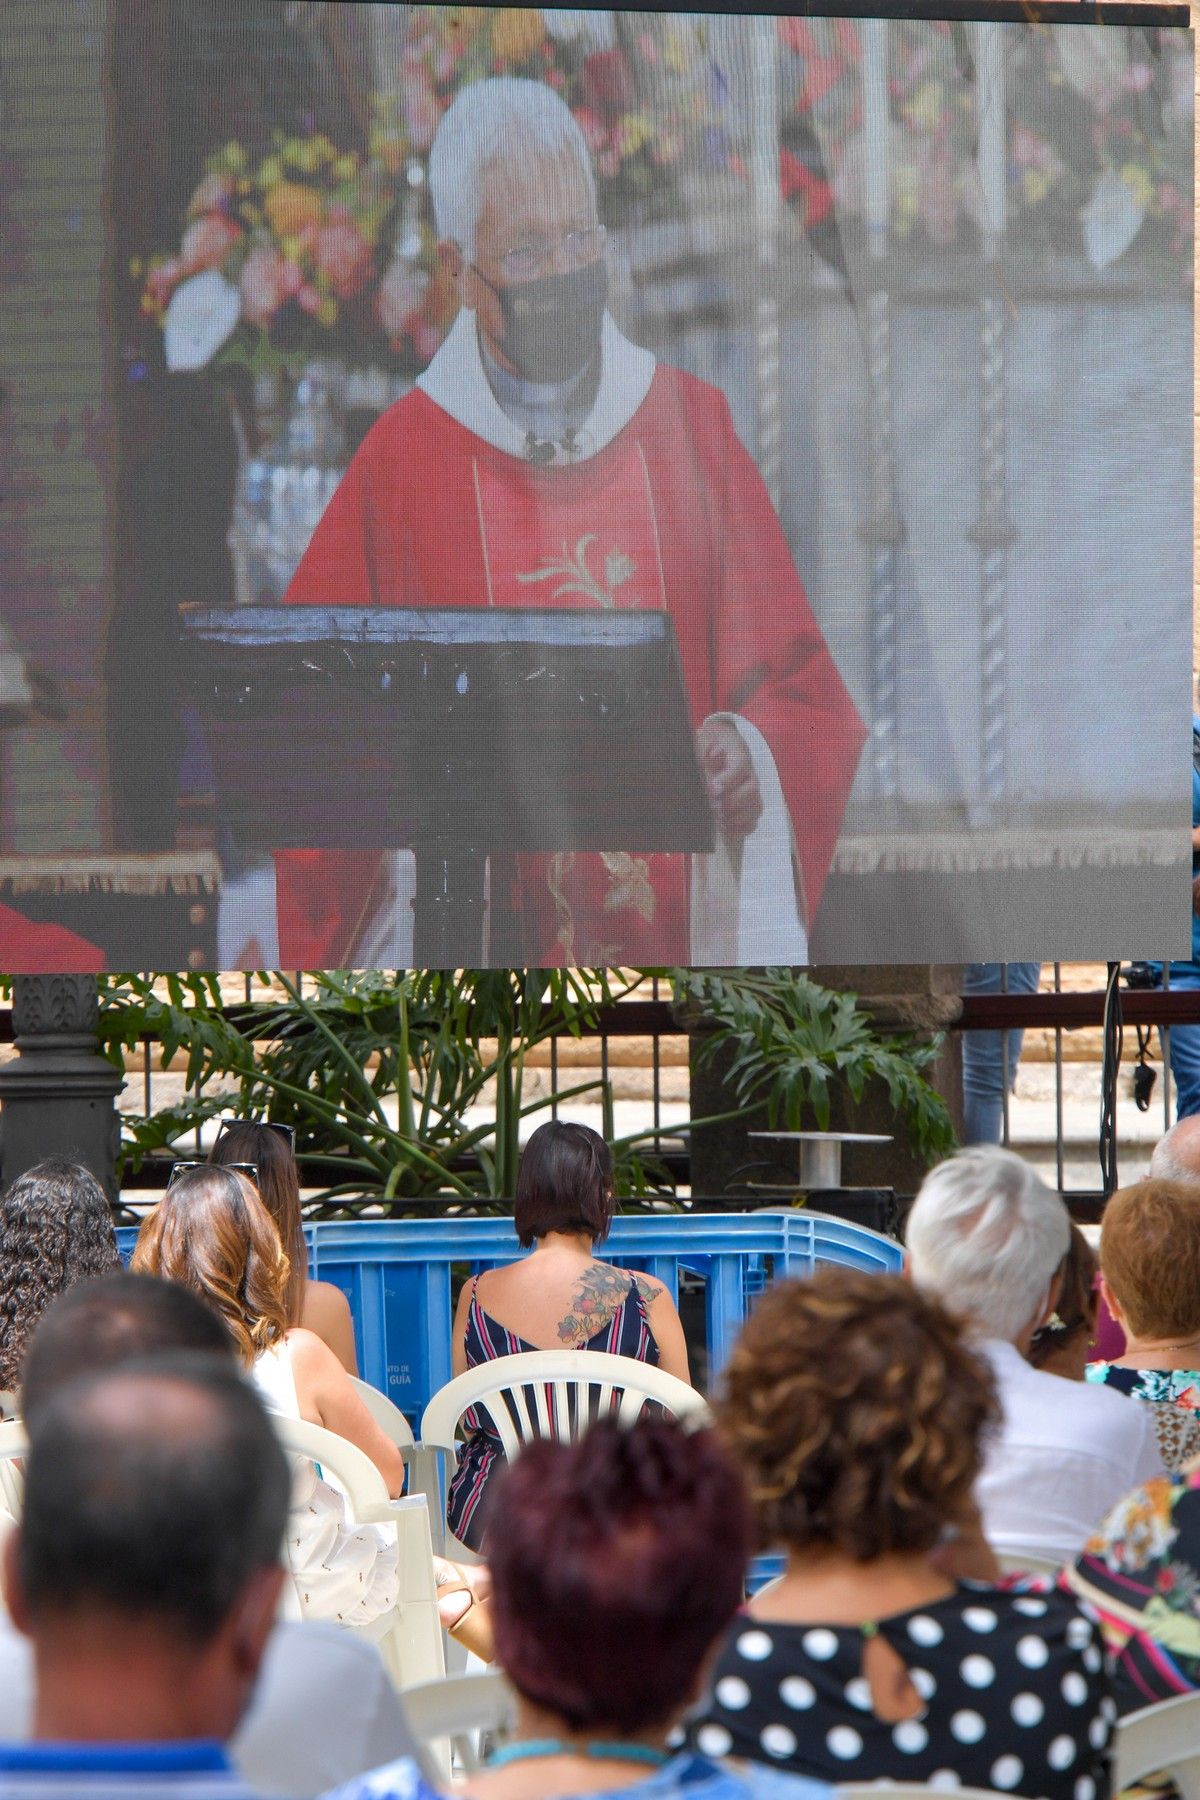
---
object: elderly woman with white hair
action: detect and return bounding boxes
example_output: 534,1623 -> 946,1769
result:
270,74 -> 865,971
906,1146 -> 1164,1570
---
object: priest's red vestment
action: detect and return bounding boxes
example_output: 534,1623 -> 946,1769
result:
274,362 -> 865,966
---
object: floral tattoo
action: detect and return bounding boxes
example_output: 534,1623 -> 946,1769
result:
557,1263 -> 661,1345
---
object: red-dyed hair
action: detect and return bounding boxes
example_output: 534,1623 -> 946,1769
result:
488,1419 -> 751,1734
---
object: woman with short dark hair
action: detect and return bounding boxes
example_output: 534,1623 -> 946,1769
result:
456,1419 -> 818,1800
691,1269 -> 1111,1797
445,1121 -> 689,1553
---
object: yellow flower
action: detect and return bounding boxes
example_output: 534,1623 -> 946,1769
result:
316,296 -> 337,328
491,7 -> 545,64
1120,161 -> 1154,212
222,141 -> 247,172
907,79 -> 945,133
264,181 -> 322,240
1022,168 -> 1052,206
334,155 -> 357,183
616,113 -> 653,158
257,156 -> 283,191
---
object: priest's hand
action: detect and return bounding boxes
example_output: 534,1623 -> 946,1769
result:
696,718 -> 762,839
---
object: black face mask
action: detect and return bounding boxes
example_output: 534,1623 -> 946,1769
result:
479,257 -> 607,384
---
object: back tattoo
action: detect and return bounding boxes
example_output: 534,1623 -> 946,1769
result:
557,1262 -> 661,1345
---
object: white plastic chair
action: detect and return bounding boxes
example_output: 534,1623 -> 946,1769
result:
268,1415 -> 445,1695
1114,1690 -> 1200,1800
349,1376 -> 442,1549
838,1787 -> 1020,1800
994,1550 -> 1063,1579
420,1350 -> 711,1560
400,1669 -> 517,1775
0,1418 -> 27,1522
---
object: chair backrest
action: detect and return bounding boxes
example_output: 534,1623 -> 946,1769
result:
0,1418 -> 28,1522
1114,1690 -> 1200,1800
349,1377 -> 415,1451
994,1551 -> 1063,1579
420,1350 -> 711,1465
400,1670 -> 518,1775
267,1414 -> 445,1692
837,1787 -> 1025,1800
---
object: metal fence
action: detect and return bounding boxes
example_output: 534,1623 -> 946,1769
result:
60,966 -> 1200,1205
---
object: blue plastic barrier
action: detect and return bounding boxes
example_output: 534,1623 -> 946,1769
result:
308,1211 -> 901,1420
118,1210 -> 901,1420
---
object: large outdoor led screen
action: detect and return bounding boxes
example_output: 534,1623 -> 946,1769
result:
0,1 -> 1192,970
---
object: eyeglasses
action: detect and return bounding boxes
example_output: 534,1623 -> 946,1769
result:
168,1160 -> 260,1188
214,1119 -> 297,1151
498,225 -> 606,282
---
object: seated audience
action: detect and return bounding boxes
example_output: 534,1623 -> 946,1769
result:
1028,1224 -> 1098,1382
133,1166 -> 404,1626
0,1159 -> 119,1393
1087,1179 -> 1200,1469
339,1417 -> 826,1800
0,1272 -> 419,1799
907,1146 -> 1164,1566
1068,1470 -> 1200,1714
209,1120 -> 358,1373
691,1270 -> 1112,1797
447,1121 -> 690,1552
0,1356 -> 293,1793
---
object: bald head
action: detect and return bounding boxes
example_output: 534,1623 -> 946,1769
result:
1150,1115 -> 1200,1183
16,1358 -> 289,1641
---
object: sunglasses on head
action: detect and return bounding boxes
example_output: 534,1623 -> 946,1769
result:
168,1160 -> 259,1188
214,1119 -> 297,1151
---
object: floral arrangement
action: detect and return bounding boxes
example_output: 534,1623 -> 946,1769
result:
776,16 -> 1193,277
136,126 -> 452,375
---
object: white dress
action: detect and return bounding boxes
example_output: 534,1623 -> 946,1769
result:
254,1337 -> 400,1628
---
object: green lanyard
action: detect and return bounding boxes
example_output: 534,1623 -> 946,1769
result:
486,1740 -> 671,1772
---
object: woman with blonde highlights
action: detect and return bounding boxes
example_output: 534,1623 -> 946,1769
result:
690,1268 -> 1110,1796
133,1166 -> 403,1626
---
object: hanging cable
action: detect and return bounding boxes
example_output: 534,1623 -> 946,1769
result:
1099,962 -> 1122,1195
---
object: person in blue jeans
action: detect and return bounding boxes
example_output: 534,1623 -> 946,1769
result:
1153,716 -> 1200,1119
961,962 -> 1043,1144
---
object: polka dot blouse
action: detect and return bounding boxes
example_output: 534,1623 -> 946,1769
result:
688,1582 -> 1112,1799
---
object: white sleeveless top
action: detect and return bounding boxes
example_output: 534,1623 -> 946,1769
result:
253,1337 -> 399,1628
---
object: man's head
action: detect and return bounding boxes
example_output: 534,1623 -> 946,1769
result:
429,77 -> 607,382
905,1146 -> 1070,1345
5,1356 -> 289,1743
1149,1115 -> 1200,1183
21,1271 -> 234,1427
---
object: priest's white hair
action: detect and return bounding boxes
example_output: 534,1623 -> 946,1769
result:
905,1146 -> 1069,1345
428,77 -> 597,259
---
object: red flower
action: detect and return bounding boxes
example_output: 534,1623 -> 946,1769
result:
580,49 -> 635,119
781,149 -> 833,229
314,218 -> 372,299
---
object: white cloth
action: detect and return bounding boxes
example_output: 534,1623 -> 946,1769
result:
0,1617 -> 417,1800
252,1341 -> 399,1629
976,1337 -> 1167,1567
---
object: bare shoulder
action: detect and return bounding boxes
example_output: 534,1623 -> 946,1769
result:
302,1279 -> 353,1332
285,1325 -> 340,1376
628,1266 -> 670,1307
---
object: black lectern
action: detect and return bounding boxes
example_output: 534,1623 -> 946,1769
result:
182,605 -> 713,966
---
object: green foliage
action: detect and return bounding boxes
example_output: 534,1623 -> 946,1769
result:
89,964 -> 954,1200
674,967 -> 956,1168
96,969 -> 667,1202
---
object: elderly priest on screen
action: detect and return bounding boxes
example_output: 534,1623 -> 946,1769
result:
272,77 -> 866,969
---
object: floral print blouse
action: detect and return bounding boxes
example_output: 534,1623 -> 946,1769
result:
1086,1363 -> 1200,1472
1067,1469 -> 1200,1713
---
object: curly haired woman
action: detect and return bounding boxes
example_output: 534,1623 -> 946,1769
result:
133,1164 -> 404,1627
690,1269 -> 1112,1798
0,1159 -> 120,1396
